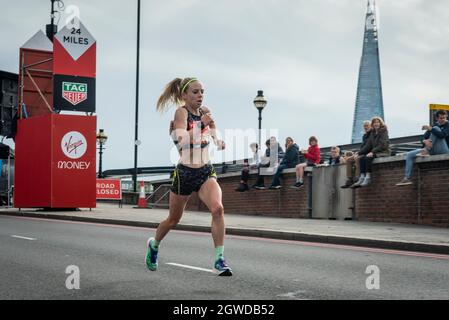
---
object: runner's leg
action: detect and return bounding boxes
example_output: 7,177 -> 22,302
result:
145,191 -> 190,271
198,179 -> 224,247
198,178 -> 232,275
155,191 -> 190,242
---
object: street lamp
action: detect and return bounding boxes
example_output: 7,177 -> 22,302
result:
133,0 -> 141,192
253,90 -> 267,148
96,129 -> 108,178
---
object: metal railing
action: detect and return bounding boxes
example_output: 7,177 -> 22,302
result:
146,184 -> 171,208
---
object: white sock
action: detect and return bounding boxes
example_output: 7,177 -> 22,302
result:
366,173 -> 371,178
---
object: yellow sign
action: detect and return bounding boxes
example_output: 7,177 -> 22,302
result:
429,104 -> 449,111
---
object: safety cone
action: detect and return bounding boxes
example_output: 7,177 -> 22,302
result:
137,181 -> 147,209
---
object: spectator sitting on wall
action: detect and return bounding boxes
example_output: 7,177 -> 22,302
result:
254,137 -> 285,190
235,142 -> 262,192
350,116 -> 391,188
267,137 -> 300,189
328,146 -> 342,166
268,136 -> 285,160
396,109 -> 449,186
291,136 -> 321,189
341,120 -> 372,188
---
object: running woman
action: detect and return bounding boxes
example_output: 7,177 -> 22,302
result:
145,77 -> 232,276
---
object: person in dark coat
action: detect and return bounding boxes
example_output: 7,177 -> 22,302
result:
268,137 -> 300,189
351,117 -> 391,188
328,146 -> 342,166
341,120 -> 372,188
396,110 -> 449,186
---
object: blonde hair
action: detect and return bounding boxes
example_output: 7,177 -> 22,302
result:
331,146 -> 340,154
371,116 -> 387,130
156,77 -> 198,112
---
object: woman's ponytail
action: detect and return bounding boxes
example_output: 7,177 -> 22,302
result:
156,78 -> 183,112
156,77 -> 198,112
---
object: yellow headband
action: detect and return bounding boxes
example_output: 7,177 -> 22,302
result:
181,78 -> 198,93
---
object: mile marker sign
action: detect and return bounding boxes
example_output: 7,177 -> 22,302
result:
55,21 -> 95,61
53,19 -> 96,112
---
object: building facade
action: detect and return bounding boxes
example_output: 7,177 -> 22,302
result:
0,70 -> 18,138
351,0 -> 384,143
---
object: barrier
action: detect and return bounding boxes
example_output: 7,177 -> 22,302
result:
136,181 -> 147,209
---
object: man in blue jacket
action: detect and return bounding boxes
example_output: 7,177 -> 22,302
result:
396,110 -> 449,186
268,137 -> 299,189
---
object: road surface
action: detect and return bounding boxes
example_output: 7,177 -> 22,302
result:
1,215 -> 448,300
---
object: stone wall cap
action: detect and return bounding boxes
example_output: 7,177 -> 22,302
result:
373,153 -> 449,164
150,154 -> 449,181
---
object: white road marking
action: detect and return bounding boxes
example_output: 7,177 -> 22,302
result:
11,235 -> 37,241
277,290 -> 309,300
166,262 -> 215,273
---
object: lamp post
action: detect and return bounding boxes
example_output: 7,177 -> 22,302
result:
96,129 -> 108,178
133,0 -> 141,192
253,90 -> 267,149
45,0 -> 58,41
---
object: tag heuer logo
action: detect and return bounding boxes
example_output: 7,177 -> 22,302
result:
62,82 -> 87,105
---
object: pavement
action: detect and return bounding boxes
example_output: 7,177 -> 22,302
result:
1,202 -> 449,255
3,215 -> 449,300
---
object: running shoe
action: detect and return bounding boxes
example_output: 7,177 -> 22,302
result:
145,237 -> 158,271
214,258 -> 233,276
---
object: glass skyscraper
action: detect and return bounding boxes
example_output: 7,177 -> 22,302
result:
351,0 -> 384,143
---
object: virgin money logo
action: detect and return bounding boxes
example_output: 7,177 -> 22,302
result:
61,131 -> 87,159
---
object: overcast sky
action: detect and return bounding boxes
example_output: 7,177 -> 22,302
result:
1,0 -> 449,171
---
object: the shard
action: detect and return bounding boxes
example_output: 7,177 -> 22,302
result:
351,0 -> 384,143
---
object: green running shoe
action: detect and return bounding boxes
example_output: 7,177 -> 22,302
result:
214,258 -> 233,276
145,237 -> 158,271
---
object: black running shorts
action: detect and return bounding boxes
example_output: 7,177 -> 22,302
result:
170,163 -> 217,196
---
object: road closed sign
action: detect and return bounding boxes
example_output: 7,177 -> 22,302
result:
96,179 -> 122,200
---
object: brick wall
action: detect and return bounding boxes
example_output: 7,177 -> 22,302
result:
187,170 -> 310,218
355,155 -> 449,227
153,168 -> 310,218
152,155 -> 449,228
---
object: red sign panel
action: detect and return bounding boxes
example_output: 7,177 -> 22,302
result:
96,179 -> 122,200
53,20 -> 96,78
53,39 -> 96,78
52,115 -> 96,208
14,114 -> 97,208
19,30 -> 54,118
